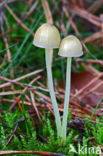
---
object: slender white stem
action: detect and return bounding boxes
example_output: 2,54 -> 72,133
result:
62,57 -> 72,140
45,48 -> 62,137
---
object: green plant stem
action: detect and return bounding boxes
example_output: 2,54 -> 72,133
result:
62,57 -> 72,140
45,48 -> 61,137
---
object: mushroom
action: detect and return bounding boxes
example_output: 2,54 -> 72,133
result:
33,23 -> 61,137
58,35 -> 83,140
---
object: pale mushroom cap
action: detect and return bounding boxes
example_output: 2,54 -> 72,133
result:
58,35 -> 83,57
33,23 -> 60,49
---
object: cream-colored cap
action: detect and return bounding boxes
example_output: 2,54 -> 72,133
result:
58,35 -> 83,57
33,23 -> 60,49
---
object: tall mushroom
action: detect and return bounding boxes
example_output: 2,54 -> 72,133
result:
33,23 -> 61,137
58,35 -> 83,140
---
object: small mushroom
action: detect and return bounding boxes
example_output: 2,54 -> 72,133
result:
33,23 -> 60,49
33,23 -> 61,137
58,35 -> 83,140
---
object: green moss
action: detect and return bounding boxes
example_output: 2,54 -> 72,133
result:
0,108 -> 103,156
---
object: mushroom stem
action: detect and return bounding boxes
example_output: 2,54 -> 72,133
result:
62,57 -> 72,140
45,48 -> 62,137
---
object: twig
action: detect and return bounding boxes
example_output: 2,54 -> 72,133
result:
27,0 -> 39,16
70,99 -> 97,117
63,6 -> 80,35
35,91 -> 51,103
0,76 -> 25,88
0,118 -> 25,146
0,76 -> 47,91
88,0 -> 103,13
0,11 -> 14,80
81,64 -> 100,75
70,5 -> 101,28
16,97 -> 23,112
80,81 -> 103,99
0,91 -> 22,96
0,151 -> 65,156
30,91 -> 41,120
36,97 -> 54,115
4,4 -> 35,36
41,0 -> 53,24
6,123 -> 18,145
9,76 -> 41,111
0,69 -> 43,88
84,31 -> 103,43
1,98 -> 31,106
76,58 -> 103,65
73,73 -> 103,97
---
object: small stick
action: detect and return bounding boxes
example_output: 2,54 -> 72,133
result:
30,91 -> 41,120
1,98 -> 55,114
88,0 -> 103,13
0,76 -> 25,88
0,91 -> 22,96
4,4 -> 35,36
0,151 -> 62,156
27,0 -> 39,16
0,11 -> 14,80
41,0 -> 53,25
76,58 -> 103,65
35,91 -> 51,103
63,6 -> 79,35
6,123 -> 18,145
73,73 -> 103,97
0,76 -> 49,92
70,5 -> 101,28
0,118 -> 25,146
84,31 -> 103,43
70,99 -> 97,117
1,98 -> 31,106
0,69 -> 43,89
16,97 -> 23,112
9,76 -> 41,111
80,81 -> 103,98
